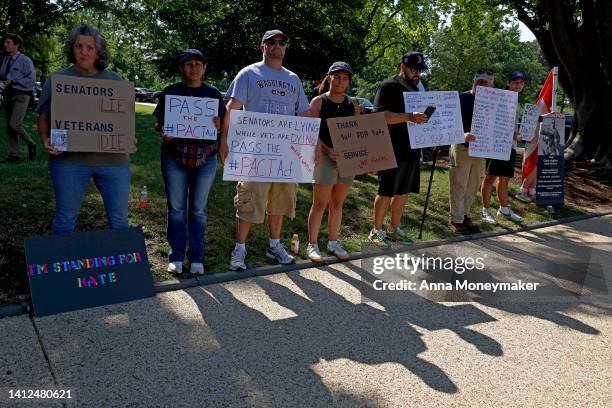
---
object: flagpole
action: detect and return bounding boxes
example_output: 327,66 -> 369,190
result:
552,66 -> 558,112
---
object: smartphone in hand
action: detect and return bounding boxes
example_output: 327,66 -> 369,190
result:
424,106 -> 436,120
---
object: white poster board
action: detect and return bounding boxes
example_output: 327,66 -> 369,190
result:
519,103 -> 540,142
469,86 -> 518,160
222,110 -> 321,183
403,91 -> 465,148
163,95 -> 219,140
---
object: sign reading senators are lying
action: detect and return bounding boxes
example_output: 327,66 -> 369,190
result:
51,75 -> 136,153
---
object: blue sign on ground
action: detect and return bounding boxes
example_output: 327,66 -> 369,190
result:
25,227 -> 155,317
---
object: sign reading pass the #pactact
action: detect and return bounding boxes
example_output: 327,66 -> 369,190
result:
223,110 -> 321,183
327,112 -> 396,177
163,95 -> 219,140
51,75 -> 135,153
403,91 -> 464,148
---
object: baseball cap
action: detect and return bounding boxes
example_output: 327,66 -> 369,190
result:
261,30 -> 289,43
474,68 -> 494,81
509,70 -> 527,81
179,49 -> 205,65
327,61 -> 353,75
400,52 -> 428,70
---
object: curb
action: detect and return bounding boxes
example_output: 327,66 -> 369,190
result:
2,211 -> 610,319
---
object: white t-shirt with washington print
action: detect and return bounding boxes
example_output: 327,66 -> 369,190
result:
226,61 -> 309,116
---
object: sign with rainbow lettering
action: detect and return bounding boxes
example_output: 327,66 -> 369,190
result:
25,227 -> 155,316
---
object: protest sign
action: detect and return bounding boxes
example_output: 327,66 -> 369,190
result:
51,75 -> 135,153
25,227 -> 155,317
163,95 -> 218,140
519,103 -> 540,142
468,86 -> 518,160
403,91 -> 465,148
223,110 -> 321,183
327,112 -> 396,177
536,112 -> 565,205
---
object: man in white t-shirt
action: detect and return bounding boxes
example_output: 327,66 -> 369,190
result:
220,29 -> 316,271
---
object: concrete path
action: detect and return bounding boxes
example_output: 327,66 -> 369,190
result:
1,215 -> 611,407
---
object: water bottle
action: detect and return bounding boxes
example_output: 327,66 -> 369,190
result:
139,185 -> 148,209
290,234 -> 300,254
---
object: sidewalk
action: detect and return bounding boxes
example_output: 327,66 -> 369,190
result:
1,215 -> 611,407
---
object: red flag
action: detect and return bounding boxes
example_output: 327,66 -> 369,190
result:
522,69 -> 555,181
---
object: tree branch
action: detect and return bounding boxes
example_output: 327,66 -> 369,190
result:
365,9 -> 400,51
367,41 -> 402,65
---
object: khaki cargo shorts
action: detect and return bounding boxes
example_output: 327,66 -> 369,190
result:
234,181 -> 297,223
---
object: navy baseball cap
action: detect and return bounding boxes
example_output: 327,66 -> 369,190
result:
179,49 -> 205,65
327,61 -> 353,75
401,52 -> 428,70
261,30 -> 289,43
509,70 -> 527,81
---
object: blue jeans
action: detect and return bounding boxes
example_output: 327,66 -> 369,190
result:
161,152 -> 217,263
49,161 -> 131,235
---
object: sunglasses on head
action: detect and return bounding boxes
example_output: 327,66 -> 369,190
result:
476,68 -> 493,75
263,39 -> 288,46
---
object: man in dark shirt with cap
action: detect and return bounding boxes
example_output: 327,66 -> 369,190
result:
369,51 -> 428,246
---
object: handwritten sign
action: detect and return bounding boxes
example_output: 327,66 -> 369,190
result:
519,103 -> 540,142
222,110 -> 321,183
25,227 -> 155,317
327,112 -> 397,177
536,112 -> 565,205
51,75 -> 135,153
163,95 -> 218,140
403,91 -> 465,148
468,86 -> 518,160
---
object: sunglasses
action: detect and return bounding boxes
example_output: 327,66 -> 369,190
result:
476,68 -> 493,75
409,68 -> 423,74
263,39 -> 288,47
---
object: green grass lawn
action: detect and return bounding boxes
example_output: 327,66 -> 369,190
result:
0,104 -> 584,306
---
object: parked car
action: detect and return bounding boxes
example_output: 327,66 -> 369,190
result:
353,97 -> 374,114
135,87 -> 156,103
564,112 -> 573,141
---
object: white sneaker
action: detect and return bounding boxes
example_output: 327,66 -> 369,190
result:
498,208 -> 523,222
368,229 -> 390,248
266,242 -> 295,265
515,192 -> 531,203
307,243 -> 324,263
168,261 -> 183,275
327,241 -> 349,260
190,262 -> 204,275
481,208 -> 497,225
229,248 -> 247,271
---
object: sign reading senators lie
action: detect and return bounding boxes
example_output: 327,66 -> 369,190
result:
51,75 -> 136,153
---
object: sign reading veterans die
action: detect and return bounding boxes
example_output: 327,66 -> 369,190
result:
163,95 -> 219,140
51,75 -> 136,153
519,103 -> 541,142
536,112 -> 565,205
25,227 -> 155,317
403,91 -> 464,148
469,86 -> 518,160
223,110 -> 321,183
327,112 -> 397,177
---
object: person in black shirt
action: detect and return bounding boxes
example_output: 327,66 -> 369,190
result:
369,52 -> 428,247
448,68 -> 493,234
153,49 -> 224,275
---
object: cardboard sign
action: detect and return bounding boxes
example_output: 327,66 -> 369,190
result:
403,91 -> 465,148
163,95 -> 218,140
222,110 -> 321,183
469,86 -> 518,160
51,75 -> 136,153
25,227 -> 155,317
536,112 -> 565,205
327,112 -> 397,177
519,103 -> 540,142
